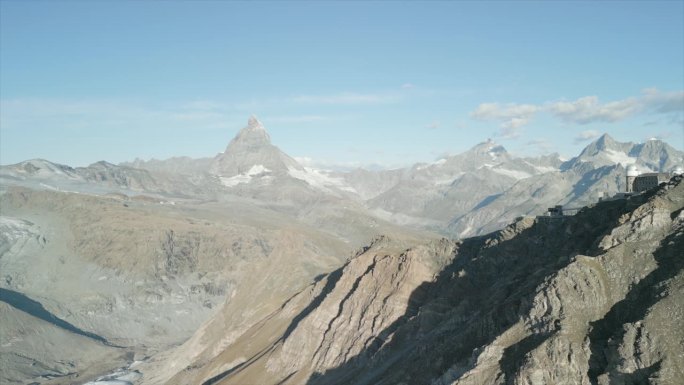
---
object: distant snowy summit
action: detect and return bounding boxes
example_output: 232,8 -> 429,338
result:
209,115 -> 303,179
209,116 -> 353,194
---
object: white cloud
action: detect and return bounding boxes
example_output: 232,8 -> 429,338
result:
642,88 -> 684,113
401,83 -> 415,89
548,96 -> 640,124
470,103 -> 539,138
547,89 -> 682,125
469,89 -> 683,132
573,130 -> 601,144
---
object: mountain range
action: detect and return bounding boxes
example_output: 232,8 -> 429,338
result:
3,116 -> 681,237
1,116 -> 682,384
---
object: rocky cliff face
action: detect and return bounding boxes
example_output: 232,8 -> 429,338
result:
157,176 -> 684,385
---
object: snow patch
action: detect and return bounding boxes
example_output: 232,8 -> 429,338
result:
434,173 -> 463,186
83,369 -> 142,385
371,208 -> 442,227
459,224 -> 473,238
39,183 -> 60,191
604,149 -> 636,166
533,165 -> 558,173
220,165 -> 271,187
491,168 -> 532,180
416,158 -> 447,171
288,167 -> 356,193
435,178 -> 456,186
523,160 -> 558,174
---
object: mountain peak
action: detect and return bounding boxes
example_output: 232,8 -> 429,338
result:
247,115 -> 265,131
469,139 -> 507,156
577,133 -> 631,159
594,133 -> 616,149
209,116 -> 302,177
229,116 -> 272,150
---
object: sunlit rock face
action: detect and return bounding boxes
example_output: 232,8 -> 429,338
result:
160,176 -> 684,385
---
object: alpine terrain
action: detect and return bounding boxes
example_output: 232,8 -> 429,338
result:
1,117 -> 682,385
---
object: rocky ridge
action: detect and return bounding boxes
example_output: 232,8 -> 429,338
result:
0,185 -> 385,384
157,176 -> 684,385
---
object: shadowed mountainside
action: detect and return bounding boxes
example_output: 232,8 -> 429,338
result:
158,176 -> 684,385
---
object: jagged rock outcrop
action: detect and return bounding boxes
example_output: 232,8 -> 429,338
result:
157,176 -> 684,385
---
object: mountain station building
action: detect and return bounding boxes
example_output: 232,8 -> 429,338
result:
626,164 -> 681,193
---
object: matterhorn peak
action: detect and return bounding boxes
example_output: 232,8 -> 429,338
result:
231,115 -> 272,148
247,115 -> 266,131
209,116 -> 303,177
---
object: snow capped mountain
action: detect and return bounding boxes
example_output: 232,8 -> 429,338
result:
447,134 -> 684,237
209,115 -> 303,179
3,116 -> 683,384
2,118 -> 681,238
360,139 -> 562,232
208,116 -> 360,196
563,133 -> 682,173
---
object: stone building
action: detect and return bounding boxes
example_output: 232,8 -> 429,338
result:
625,164 -> 679,193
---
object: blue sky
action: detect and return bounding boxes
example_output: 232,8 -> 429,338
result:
1,1 -> 683,168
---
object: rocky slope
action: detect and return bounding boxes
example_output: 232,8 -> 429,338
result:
0,186 -> 385,384
0,292 -> 123,384
0,158 -> 217,200
122,156 -> 213,177
157,175 -> 684,385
